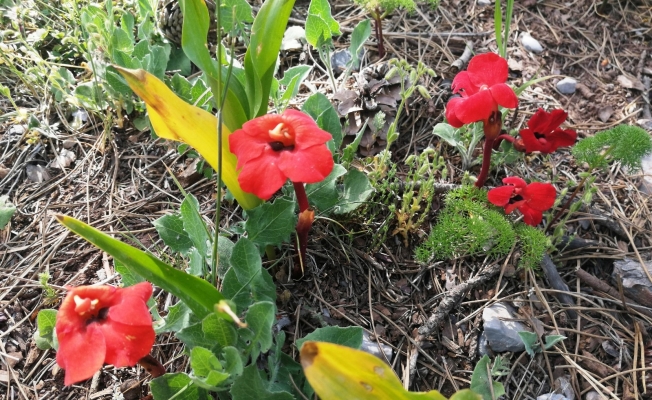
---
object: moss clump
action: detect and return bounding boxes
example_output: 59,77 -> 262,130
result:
415,186 -> 550,270
572,124 -> 652,170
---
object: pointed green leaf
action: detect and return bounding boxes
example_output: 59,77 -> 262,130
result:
470,355 -> 505,400
245,198 -> 296,248
245,301 -> 275,360
180,194 -> 211,258
153,214 -> 193,254
349,20 -> 371,68
306,164 -> 347,212
55,215 -> 223,319
302,92 -> 342,152
308,0 -> 340,36
202,313 -> 237,348
334,169 -> 374,214
231,365 -> 294,400
0,195 -> 16,229
151,373 -> 210,400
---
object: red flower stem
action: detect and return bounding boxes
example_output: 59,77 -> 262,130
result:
475,136 -> 495,188
493,134 -> 516,150
373,9 -> 385,58
137,354 -> 166,378
293,181 -> 309,212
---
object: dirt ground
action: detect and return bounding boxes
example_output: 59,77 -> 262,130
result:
1,0 -> 652,399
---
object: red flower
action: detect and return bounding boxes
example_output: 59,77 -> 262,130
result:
229,110 -> 334,200
55,282 -> 155,385
445,53 -> 519,128
517,109 -> 577,153
487,177 -> 556,226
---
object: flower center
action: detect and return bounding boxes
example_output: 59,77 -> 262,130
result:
268,123 -> 295,148
534,132 -> 547,144
479,84 -> 489,91
74,295 -> 109,324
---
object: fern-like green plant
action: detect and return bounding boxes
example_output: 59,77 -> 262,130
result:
416,187 -> 549,270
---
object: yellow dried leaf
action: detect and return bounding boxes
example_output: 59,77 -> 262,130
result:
114,66 -> 261,210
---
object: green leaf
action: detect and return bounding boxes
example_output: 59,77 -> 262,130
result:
180,0 -> 218,80
216,235 -> 235,278
187,248 -> 205,276
349,19 -> 371,68
105,67 -> 133,96
114,259 -> 146,286
544,335 -> 566,350
202,313 -> 237,348
153,214 -> 193,254
220,0 -> 253,33
110,27 -> 133,56
244,0 -> 296,118
278,65 -> 312,106
470,355 -> 505,400
36,309 -> 57,349
308,0 -> 340,37
245,301 -> 276,360
341,122 -> 366,165
518,331 -> 539,357
191,346 -> 223,376
180,194 -> 211,258
296,326 -> 363,351
150,373 -> 209,400
245,198 -> 296,248
433,123 -> 463,148
0,195 -> 16,229
306,164 -> 347,212
177,322 -> 218,350
222,346 -> 244,377
231,365 -> 294,400
334,169 -> 374,214
157,301 -> 199,334
302,92 -> 342,152
56,215 -> 224,319
305,14 -> 330,48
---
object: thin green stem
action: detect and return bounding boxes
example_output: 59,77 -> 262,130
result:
211,0 -> 224,287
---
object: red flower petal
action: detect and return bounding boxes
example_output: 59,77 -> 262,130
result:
282,110 -> 333,150
517,128 -> 545,153
489,83 -> 519,109
527,108 -> 567,133
505,199 -> 525,215
524,182 -> 556,211
100,321 -> 155,367
487,185 -> 516,207
229,131 -> 266,168
237,150 -> 288,200
454,90 -> 496,124
57,324 -> 106,386
445,97 -> 465,128
518,204 -> 543,226
502,176 -> 527,188
547,128 -> 577,149
240,113 -> 285,143
278,145 -> 334,183
451,71 -> 480,96
106,282 -> 153,326
467,53 -> 508,87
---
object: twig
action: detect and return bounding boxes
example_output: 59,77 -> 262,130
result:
540,255 -> 577,320
576,268 -> 652,318
449,41 -> 473,72
407,262 -> 501,385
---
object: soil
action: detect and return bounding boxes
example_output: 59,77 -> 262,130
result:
1,0 -> 651,399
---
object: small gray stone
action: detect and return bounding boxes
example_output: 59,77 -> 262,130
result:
556,77 -> 577,95
280,26 -> 305,51
482,303 -> 531,352
360,331 -> 393,362
477,331 -> 489,356
520,32 -> 544,54
584,391 -> 606,400
537,395 -> 569,400
477,0 -> 491,5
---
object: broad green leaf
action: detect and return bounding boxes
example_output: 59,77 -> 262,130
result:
187,248 -> 205,276
36,309 -> 57,349
470,355 -> 505,400
179,0 -> 218,79
177,322 -> 218,350
110,27 -> 133,57
544,335 -> 566,350
308,0 -> 340,36
245,198 -> 296,248
296,326 -> 363,351
191,346 -> 223,376
0,195 -> 16,229
334,169 -> 374,214
153,214 -> 193,254
216,235 -> 235,278
433,123 -> 463,148
56,215 -> 224,319
305,14 -> 330,48
279,65 -> 312,106
105,67 -> 133,97
202,313 -> 237,348
157,301 -> 199,334
306,164 -> 347,212
220,0 -> 253,33
349,19 -> 371,68
245,301 -> 275,360
114,260 -> 146,286
300,341 -> 449,400
150,373 -> 209,400
244,0 -> 296,118
180,194 -> 211,258
114,67 -> 261,210
302,92 -> 342,152
518,331 -> 539,357
222,346 -> 244,377
231,365 -> 294,400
